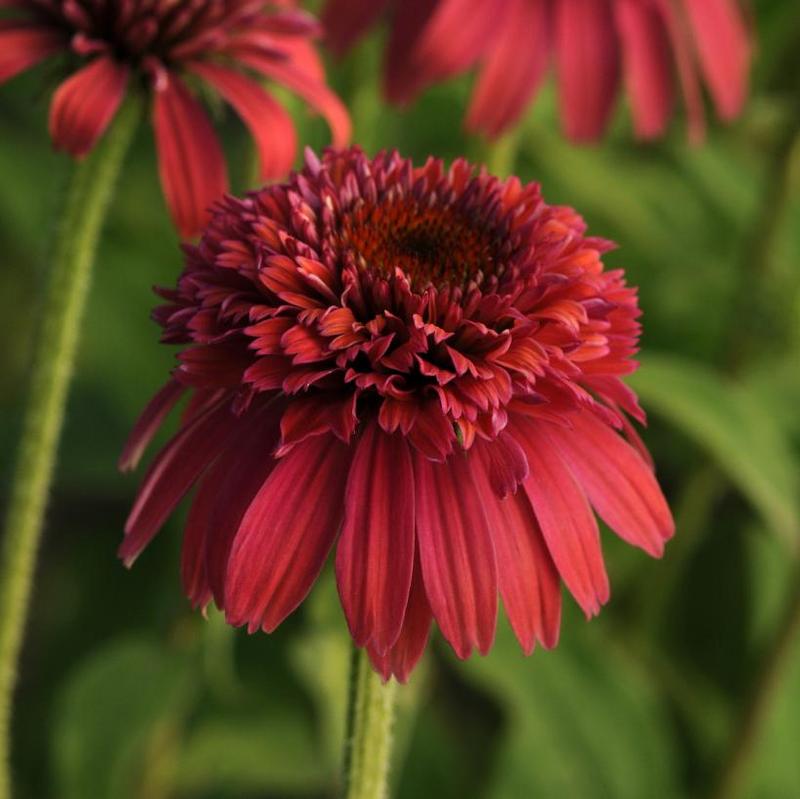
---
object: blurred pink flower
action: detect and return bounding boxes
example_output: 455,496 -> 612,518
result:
121,147 -> 673,681
0,0 -> 350,235
322,0 -> 750,141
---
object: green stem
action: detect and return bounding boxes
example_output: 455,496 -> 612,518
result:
343,647 -> 398,799
0,97 -> 139,798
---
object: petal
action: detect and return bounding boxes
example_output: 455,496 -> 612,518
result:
181,404 -> 282,608
0,26 -> 62,84
119,379 -> 186,472
224,434 -> 351,632
48,56 -> 128,156
513,416 -> 610,617
189,63 -> 297,181
239,52 -> 351,148
555,0 -> 620,141
682,0 -> 749,120
153,74 -> 228,237
615,0 -> 675,139
414,448 -> 497,659
654,0 -> 705,142
542,411 -> 674,557
367,559 -> 432,683
120,399 -> 235,566
336,421 -> 415,653
321,0 -> 390,55
466,0 -> 550,138
383,0 -> 438,103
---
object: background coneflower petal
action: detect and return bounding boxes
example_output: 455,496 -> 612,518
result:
615,0 -> 675,139
466,0 -> 549,138
48,56 -> 128,157
322,0 -> 390,55
0,25 -> 63,83
555,0 -> 620,141
682,0 -> 749,121
189,62 -> 297,181
153,75 -> 229,237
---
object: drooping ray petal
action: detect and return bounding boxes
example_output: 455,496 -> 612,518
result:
615,0 -> 674,139
49,56 -> 128,156
466,0 -> 549,137
555,0 -> 620,141
367,559 -> 432,683
120,399 -> 236,566
514,416 -> 610,617
189,62 -> 297,181
682,0 -> 749,121
153,75 -> 228,237
224,435 -> 351,632
119,379 -> 186,472
472,440 -> 561,653
336,421 -> 415,653
0,26 -> 63,83
414,448 -> 497,658
542,411 -> 674,557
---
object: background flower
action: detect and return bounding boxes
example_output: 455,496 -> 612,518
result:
322,0 -> 750,141
0,0 -> 351,235
120,147 -> 673,681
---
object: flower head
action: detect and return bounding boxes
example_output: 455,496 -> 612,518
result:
0,0 -> 351,235
322,0 -> 750,142
121,146 -> 674,681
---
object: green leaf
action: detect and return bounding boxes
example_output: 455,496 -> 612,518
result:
459,622 -> 680,799
173,713 -> 325,796
628,353 -> 800,547
52,636 -> 194,799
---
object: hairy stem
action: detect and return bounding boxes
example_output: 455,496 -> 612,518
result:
0,97 -> 139,799
343,647 -> 398,799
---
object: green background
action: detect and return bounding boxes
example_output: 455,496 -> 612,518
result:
2,2 -> 800,797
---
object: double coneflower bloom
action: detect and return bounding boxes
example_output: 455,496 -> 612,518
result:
323,0 -> 750,141
121,147 -> 674,680
0,0 -> 350,235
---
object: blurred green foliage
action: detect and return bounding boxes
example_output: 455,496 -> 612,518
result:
2,2 -> 800,798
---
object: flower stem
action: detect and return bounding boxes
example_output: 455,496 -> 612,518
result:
343,647 -> 398,799
0,97 -> 139,798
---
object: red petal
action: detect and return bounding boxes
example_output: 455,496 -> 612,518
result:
120,399 -> 234,566
119,379 -> 186,472
181,405 -> 282,608
189,63 -> 297,181
153,75 -> 228,237
382,0 -> 438,103
0,26 -> 62,84
240,53 -> 351,148
514,416 -> 610,617
615,0 -> 674,138
49,56 -> 128,157
555,0 -> 620,141
224,435 -> 351,632
466,0 -> 550,137
367,558 -> 432,683
683,0 -> 749,120
336,421 -> 415,653
322,0 -> 389,55
414,448 -> 497,659
473,439 -> 561,653
543,411 -> 674,557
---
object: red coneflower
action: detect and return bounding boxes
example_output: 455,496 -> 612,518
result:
0,0 -> 350,236
120,147 -> 674,681
322,0 -> 750,142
